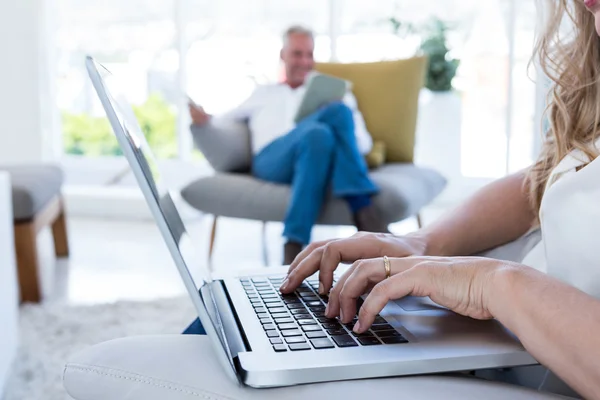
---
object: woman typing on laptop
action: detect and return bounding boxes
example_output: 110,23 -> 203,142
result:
280,0 -> 600,397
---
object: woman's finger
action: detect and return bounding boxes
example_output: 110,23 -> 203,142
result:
354,264 -> 434,333
326,260 -> 364,319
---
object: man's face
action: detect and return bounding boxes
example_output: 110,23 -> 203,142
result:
280,33 -> 315,87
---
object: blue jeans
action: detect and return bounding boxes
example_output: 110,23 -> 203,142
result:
252,102 -> 378,245
183,318 -> 206,335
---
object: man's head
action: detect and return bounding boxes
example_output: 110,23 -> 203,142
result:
280,25 -> 315,88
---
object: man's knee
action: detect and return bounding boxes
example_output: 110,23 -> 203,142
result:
321,101 -> 353,120
300,122 -> 335,152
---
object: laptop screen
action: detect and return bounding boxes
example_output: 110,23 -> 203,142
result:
87,59 -> 208,292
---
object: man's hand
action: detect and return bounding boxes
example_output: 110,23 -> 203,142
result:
326,256 -> 516,332
189,103 -> 211,126
280,232 -> 429,295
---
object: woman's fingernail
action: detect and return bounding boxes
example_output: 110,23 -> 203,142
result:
340,309 -> 345,322
353,321 -> 362,333
280,279 -> 289,291
319,283 -> 324,294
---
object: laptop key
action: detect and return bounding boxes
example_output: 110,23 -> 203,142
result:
291,309 -> 310,315
254,307 -> 266,313
283,298 -> 302,304
311,309 -> 326,315
372,316 -> 387,325
318,317 -> 338,324
302,325 -> 322,332
269,307 -> 288,314
371,324 -> 394,332
270,338 -> 283,345
250,299 -> 262,305
263,324 -> 276,331
274,317 -> 294,324
352,331 -> 376,338
306,301 -> 323,308
306,331 -> 327,339
265,330 -> 279,338
259,318 -> 272,325
297,319 -> 317,325
293,313 -> 312,320
285,337 -> 307,344
266,302 -> 285,308
332,335 -> 359,347
261,295 -> 280,300
358,337 -> 382,346
287,303 -> 306,310
281,329 -> 303,337
252,278 -> 268,283
310,338 -> 335,349
256,312 -> 269,319
381,336 -> 409,344
289,343 -> 311,351
321,322 -> 342,330
327,329 -> 347,336
376,330 -> 403,338
278,323 -> 297,330
273,344 -> 288,352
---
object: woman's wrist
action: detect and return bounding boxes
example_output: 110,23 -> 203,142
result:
485,264 -> 529,331
407,229 -> 448,257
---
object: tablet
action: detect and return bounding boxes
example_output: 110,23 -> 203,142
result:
294,74 -> 349,123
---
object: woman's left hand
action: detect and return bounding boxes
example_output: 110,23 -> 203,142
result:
326,256 -> 520,333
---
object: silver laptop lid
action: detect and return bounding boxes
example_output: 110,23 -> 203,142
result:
85,56 -> 240,385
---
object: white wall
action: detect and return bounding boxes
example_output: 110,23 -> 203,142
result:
0,1 -> 59,164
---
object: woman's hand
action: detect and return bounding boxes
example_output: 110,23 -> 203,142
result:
280,232 -> 429,295
326,256 -> 520,332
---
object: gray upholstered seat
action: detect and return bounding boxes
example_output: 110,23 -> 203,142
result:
182,163 -> 446,226
0,164 -> 64,221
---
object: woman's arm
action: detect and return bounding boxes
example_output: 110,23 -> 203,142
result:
490,267 -> 600,399
283,170 -> 538,294
419,170 -> 537,257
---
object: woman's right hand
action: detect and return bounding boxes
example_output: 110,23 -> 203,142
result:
280,232 -> 430,295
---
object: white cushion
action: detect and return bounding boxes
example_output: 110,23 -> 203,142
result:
63,335 -> 564,400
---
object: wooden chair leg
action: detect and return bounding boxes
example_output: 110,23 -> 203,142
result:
208,215 -> 218,263
416,213 -> 424,229
14,222 -> 42,303
51,200 -> 69,257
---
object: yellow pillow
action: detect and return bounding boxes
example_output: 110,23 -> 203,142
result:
316,57 -> 427,163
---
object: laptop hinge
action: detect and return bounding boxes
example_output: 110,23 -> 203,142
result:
209,280 -> 248,358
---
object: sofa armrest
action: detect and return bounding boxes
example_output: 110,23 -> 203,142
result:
190,121 -> 252,173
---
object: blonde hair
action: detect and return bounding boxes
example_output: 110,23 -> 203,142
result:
529,0 -> 600,211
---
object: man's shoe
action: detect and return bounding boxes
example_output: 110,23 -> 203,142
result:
283,242 -> 303,265
353,204 -> 390,233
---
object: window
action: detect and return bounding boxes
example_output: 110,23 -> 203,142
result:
56,0 -> 540,189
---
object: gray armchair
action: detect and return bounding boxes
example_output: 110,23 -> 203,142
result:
181,58 -> 447,265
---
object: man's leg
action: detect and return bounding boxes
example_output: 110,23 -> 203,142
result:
253,123 -> 336,264
310,102 -> 387,233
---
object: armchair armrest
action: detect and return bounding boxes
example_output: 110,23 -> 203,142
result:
190,121 -> 252,173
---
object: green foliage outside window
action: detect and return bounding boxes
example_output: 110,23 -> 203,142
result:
62,93 -> 178,158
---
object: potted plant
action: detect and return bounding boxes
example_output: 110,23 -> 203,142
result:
418,18 -> 460,92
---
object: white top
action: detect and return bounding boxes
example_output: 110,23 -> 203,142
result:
522,138 -> 600,298
216,79 -> 373,155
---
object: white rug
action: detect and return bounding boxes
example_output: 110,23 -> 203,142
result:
5,297 -> 196,400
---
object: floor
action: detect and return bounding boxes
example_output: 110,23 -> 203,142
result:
37,211 -> 440,306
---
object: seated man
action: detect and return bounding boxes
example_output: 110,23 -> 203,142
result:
189,25 -> 387,264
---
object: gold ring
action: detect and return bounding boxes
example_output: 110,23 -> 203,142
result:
383,256 -> 391,279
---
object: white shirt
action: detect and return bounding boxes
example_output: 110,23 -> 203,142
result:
215,79 -> 373,155
522,138 -> 600,298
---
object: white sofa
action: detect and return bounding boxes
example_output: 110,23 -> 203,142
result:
0,171 -> 19,398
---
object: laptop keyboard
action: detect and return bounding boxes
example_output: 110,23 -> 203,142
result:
240,275 -> 409,352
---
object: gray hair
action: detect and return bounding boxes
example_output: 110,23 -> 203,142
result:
282,25 -> 314,46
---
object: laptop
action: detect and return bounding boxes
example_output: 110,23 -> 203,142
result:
85,56 -> 538,388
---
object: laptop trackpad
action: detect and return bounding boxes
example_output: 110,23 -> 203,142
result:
394,296 -> 447,312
